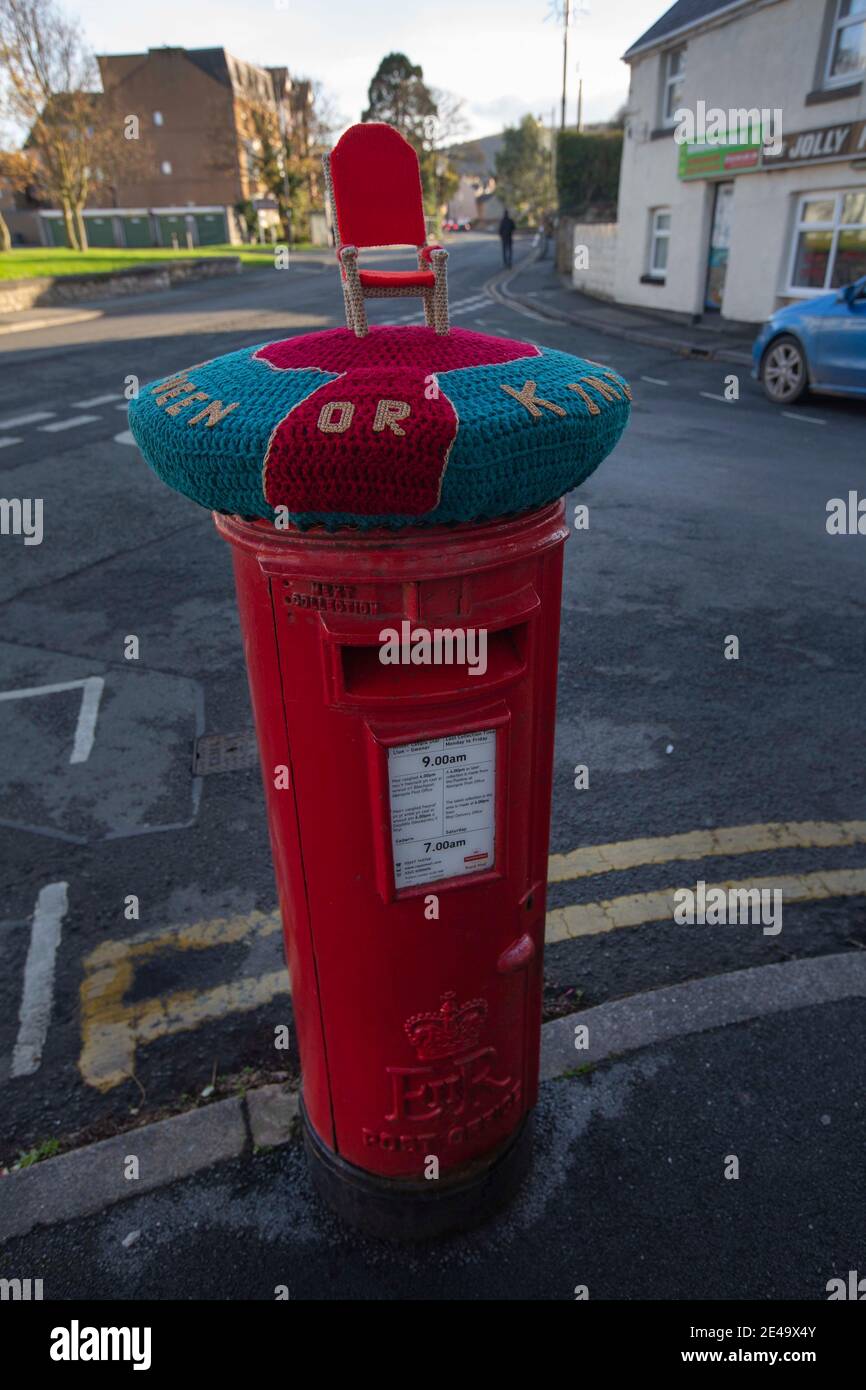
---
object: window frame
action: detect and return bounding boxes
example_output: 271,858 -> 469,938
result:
824,0 -> 866,88
786,188 -> 866,294
648,206 -> 672,280
661,46 -> 686,127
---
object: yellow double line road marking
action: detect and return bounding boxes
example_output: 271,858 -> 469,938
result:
77,820 -> 866,1089
546,867 -> 866,942
548,819 -> 866,883
545,819 -> 866,942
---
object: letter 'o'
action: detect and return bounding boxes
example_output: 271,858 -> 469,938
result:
317,400 -> 356,433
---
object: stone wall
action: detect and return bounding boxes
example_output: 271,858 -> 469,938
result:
0,256 -> 242,313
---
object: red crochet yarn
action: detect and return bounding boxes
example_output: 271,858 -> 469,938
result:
255,325 -> 539,374
329,123 -> 428,250
264,368 -> 459,516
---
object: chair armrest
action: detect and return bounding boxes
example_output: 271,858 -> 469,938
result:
418,243 -> 447,264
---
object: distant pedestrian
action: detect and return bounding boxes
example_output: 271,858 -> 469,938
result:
539,212 -> 555,260
499,209 -> 516,268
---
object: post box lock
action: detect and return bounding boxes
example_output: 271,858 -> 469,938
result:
496,933 -> 536,974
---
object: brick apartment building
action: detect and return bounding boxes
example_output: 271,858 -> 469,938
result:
16,46 -> 315,248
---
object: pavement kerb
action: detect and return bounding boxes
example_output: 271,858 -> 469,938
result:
490,258 -> 754,367
0,310 -> 103,337
1,951 -> 862,1244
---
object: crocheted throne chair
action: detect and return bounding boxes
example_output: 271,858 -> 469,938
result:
322,122 -> 449,338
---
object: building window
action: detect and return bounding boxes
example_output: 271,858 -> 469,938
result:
153,111 -> 164,126
789,190 -> 866,291
661,46 -> 686,125
648,208 -> 671,279
826,0 -> 866,86
160,161 -> 172,175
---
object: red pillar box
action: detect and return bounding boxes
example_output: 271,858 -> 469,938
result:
128,124 -> 630,1238
214,503 -> 568,1234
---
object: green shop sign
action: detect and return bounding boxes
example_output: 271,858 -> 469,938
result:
678,140 -> 762,180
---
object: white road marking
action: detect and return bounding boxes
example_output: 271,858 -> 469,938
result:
394,292 -> 495,323
114,430 -> 136,446
700,391 -> 729,402
0,675 -> 105,764
38,415 -> 100,433
73,393 -> 120,408
783,410 -> 826,425
0,410 -> 55,429
0,436 -> 22,449
451,294 -> 494,314
11,881 -> 69,1077
641,376 -> 669,386
115,402 -> 131,410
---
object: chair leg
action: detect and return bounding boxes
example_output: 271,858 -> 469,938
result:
422,289 -> 435,328
430,248 -> 449,335
353,294 -> 369,337
340,246 -> 368,338
341,278 -> 357,333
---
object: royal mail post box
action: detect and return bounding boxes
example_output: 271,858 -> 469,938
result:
129,234 -> 630,1235
214,503 -> 569,1234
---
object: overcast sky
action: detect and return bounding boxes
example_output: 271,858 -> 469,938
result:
69,0 -> 670,137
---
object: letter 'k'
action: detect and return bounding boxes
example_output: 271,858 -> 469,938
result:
500,380 -> 566,418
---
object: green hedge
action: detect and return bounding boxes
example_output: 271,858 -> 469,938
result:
556,130 -> 622,218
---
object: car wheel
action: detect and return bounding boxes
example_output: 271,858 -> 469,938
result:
761,334 -> 809,404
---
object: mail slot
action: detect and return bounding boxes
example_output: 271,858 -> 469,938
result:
215,502 -> 569,1237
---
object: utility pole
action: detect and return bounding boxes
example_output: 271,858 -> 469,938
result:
577,76 -> 583,132
560,0 -> 571,130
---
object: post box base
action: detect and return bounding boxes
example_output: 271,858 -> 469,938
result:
302,1101 -> 533,1242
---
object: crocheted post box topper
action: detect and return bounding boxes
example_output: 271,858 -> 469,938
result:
128,323 -> 631,530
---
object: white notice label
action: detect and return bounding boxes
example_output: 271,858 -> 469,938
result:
388,730 -> 496,889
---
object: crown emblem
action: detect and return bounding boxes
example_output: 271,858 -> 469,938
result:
404,992 -> 487,1061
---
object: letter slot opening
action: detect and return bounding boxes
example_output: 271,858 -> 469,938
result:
339,623 -> 528,702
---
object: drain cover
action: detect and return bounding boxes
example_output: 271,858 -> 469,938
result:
193,731 -> 259,775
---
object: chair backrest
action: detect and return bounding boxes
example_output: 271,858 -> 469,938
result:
328,122 -> 427,250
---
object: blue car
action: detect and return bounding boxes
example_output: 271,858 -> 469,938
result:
752,275 -> 866,405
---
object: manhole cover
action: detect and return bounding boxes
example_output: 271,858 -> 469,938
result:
193,731 -> 259,775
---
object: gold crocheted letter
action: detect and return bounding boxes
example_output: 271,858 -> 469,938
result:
187,400 -> 240,429
580,375 -> 621,401
373,399 -> 410,435
500,380 -> 566,419
166,392 -> 208,416
156,380 -> 197,406
566,383 -> 600,415
584,364 -> 633,399
317,400 -> 355,434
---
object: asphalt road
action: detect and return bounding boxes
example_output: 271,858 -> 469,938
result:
1,231 -> 865,1166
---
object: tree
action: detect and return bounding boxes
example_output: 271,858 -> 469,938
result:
0,147 -> 37,250
362,53 -> 436,152
556,129 -> 622,218
362,59 -> 469,222
283,80 -> 341,241
0,0 -> 136,250
231,98 -> 289,241
495,114 -> 554,225
608,103 -> 628,131
424,90 -> 468,215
